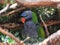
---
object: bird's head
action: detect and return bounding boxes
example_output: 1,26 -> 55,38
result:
21,10 -> 32,23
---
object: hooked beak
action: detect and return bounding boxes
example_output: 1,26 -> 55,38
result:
21,17 -> 26,23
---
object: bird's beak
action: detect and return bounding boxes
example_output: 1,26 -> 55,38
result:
21,17 -> 26,23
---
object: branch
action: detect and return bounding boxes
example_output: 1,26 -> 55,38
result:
0,0 -> 10,14
39,30 -> 60,45
0,2 -> 19,14
0,27 -> 24,45
0,23 -> 21,29
9,3 -> 18,9
39,15 -> 49,36
2,7 -> 26,16
41,20 -> 60,26
0,3 -> 10,14
16,1 -> 58,7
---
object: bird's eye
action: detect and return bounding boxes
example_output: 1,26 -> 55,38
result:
26,14 -> 28,16
25,13 -> 28,17
24,15 -> 28,17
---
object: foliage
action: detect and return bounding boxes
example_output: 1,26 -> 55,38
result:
31,7 -> 57,21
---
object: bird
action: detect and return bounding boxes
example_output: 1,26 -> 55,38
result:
20,10 -> 45,43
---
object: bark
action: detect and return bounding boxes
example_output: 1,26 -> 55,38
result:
16,1 -> 59,7
39,30 -> 60,45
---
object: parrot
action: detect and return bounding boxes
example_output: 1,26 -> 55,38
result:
20,10 -> 45,43
32,12 -> 45,39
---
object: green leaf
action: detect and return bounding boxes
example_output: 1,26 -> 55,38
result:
7,37 -> 15,44
10,0 -> 15,4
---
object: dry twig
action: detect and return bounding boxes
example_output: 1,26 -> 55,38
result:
0,23 -> 21,29
39,15 -> 49,36
1,7 -> 26,16
41,20 -> 60,26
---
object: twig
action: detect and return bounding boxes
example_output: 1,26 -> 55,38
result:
0,0 -> 10,14
2,7 -> 26,16
0,3 -> 10,14
9,3 -> 18,9
39,30 -> 60,45
0,23 -> 21,29
41,20 -> 60,26
0,0 -> 18,14
0,27 -> 24,45
39,15 -> 49,36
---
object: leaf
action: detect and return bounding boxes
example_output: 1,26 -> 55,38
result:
7,37 -> 15,43
10,0 -> 15,4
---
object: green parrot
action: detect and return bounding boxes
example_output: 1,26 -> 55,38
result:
32,12 -> 45,40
